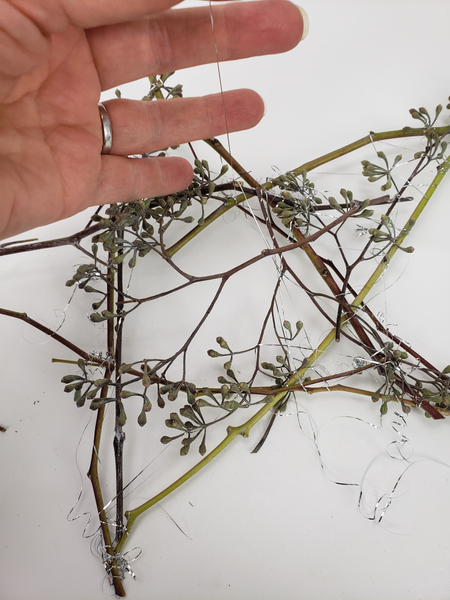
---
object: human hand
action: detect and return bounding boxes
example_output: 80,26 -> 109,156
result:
0,0 -> 307,241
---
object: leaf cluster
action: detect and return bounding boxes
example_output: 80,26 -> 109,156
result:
368,214 -> 415,253
328,189 -> 374,219
271,170 -> 322,228
361,151 -> 402,191
403,103 -> 449,162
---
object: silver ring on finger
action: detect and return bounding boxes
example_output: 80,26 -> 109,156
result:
98,102 -> 112,155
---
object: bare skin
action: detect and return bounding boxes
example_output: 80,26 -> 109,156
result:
0,0 -> 306,240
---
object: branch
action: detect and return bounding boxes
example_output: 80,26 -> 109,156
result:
0,307 -> 103,365
0,224 -> 101,256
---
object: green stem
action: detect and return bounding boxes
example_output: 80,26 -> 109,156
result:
167,126 -> 450,258
115,424 -> 243,554
88,399 -> 126,597
355,157 -> 450,305
289,126 -> 450,176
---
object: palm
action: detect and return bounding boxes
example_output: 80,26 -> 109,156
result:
0,24 -> 103,238
0,0 -> 305,241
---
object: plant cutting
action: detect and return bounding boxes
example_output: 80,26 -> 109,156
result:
2,68 -> 450,595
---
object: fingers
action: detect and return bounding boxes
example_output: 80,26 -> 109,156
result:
87,0 -> 306,91
102,89 -> 264,155
93,88 -> 265,205
93,155 -> 193,206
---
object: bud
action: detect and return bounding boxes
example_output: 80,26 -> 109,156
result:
137,410 -> 147,427
283,320 -> 292,335
216,336 -> 230,350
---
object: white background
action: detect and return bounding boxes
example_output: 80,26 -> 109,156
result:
2,1 -> 450,599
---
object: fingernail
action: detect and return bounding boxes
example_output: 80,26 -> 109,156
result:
296,5 -> 309,41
